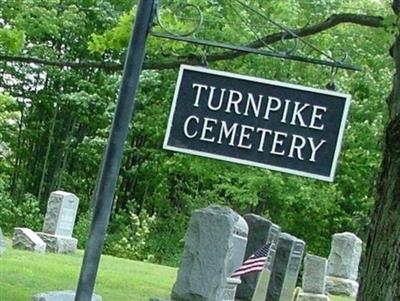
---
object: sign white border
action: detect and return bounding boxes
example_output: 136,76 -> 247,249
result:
163,65 -> 352,182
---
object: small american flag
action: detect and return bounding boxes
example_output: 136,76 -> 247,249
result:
231,243 -> 271,278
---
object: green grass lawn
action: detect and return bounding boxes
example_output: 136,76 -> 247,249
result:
0,238 -> 354,301
0,238 -> 176,301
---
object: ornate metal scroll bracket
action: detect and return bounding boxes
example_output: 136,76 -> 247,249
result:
150,1 -> 361,72
154,3 -> 204,37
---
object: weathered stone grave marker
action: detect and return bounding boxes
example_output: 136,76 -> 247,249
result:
171,205 -> 248,301
30,192 -> 103,301
224,214 -> 249,301
326,232 -> 362,297
236,214 -> 281,301
32,291 -> 102,301
250,223 -> 281,301
298,254 -> 330,301
12,227 -> 46,254
266,233 -> 305,301
37,191 -> 79,254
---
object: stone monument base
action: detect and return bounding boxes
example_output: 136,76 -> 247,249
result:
298,292 -> 330,301
32,291 -> 101,301
223,277 -> 241,301
12,228 -> 46,254
37,233 -> 77,254
325,276 -> 359,297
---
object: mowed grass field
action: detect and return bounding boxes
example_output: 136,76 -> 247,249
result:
0,238 -> 176,301
0,237 -> 353,301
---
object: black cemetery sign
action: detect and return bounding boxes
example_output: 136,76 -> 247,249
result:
164,65 -> 351,182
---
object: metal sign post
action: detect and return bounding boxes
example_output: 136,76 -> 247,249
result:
74,1 -> 157,300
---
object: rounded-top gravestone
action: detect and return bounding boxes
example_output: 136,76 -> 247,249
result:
327,232 -> 362,281
171,205 -> 248,301
326,232 -> 362,297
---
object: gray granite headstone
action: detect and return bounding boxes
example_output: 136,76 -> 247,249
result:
302,254 -> 328,294
171,205 -> 248,301
266,233 -> 305,301
236,214 -> 281,301
327,232 -> 362,280
38,191 -> 79,254
251,224 -> 281,301
32,291 -> 102,301
224,214 -> 249,301
0,227 -> 5,255
297,254 -> 330,301
12,227 -> 46,254
326,232 -> 362,298
42,191 -> 79,237
227,214 -> 249,275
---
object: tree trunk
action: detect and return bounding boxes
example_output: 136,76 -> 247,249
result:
52,117 -> 76,190
37,104 -> 58,200
10,106 -> 25,197
358,5 -> 400,299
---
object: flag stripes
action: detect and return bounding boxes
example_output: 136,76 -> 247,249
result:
231,243 -> 271,278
